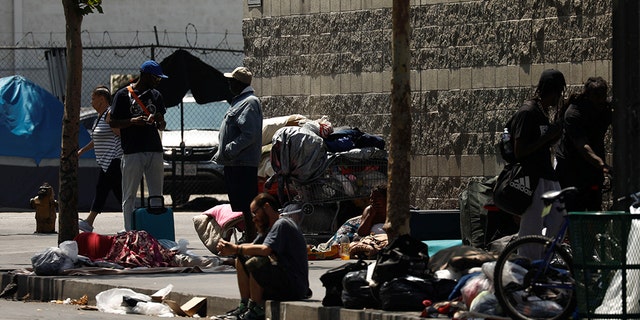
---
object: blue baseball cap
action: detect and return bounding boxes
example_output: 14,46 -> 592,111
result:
140,60 -> 168,79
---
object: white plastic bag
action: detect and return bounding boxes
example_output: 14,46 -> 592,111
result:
58,240 -> 78,262
594,206 -> 640,315
95,288 -> 151,314
96,287 -> 175,317
132,301 -> 174,317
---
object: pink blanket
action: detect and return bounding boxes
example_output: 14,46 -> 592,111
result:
203,204 -> 245,230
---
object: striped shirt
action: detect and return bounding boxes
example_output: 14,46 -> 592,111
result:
92,112 -> 123,172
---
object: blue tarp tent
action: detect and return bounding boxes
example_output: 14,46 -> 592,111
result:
0,75 -> 119,211
0,75 -> 94,162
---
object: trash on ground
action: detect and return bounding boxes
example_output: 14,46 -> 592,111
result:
163,297 -> 206,317
50,294 -> 88,305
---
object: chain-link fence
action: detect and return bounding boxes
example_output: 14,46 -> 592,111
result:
0,45 -> 243,207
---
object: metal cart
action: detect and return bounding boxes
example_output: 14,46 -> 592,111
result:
282,148 -> 388,239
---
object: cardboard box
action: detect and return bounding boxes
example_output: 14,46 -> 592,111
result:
164,297 -> 207,317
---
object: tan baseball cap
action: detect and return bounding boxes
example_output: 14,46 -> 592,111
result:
224,67 -> 252,85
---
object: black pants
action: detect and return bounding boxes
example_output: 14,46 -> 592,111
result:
91,158 -> 122,213
224,166 -> 258,240
556,158 -> 603,212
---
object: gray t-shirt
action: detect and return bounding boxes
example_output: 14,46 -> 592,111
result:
263,217 -> 309,298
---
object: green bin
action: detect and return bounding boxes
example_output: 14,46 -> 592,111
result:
569,211 -> 640,319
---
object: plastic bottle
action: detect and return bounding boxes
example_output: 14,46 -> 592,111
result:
502,127 -> 513,155
339,235 -> 351,260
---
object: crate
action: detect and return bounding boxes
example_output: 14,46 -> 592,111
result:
568,211 -> 640,319
292,157 -> 387,204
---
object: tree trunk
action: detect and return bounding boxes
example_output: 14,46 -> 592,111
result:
59,0 -> 83,243
385,0 -> 412,241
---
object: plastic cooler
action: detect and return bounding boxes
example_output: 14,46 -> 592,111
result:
569,211 -> 640,319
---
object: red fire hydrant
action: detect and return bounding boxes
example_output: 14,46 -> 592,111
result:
30,182 -> 58,233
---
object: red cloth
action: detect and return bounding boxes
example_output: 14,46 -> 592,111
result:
103,230 -> 176,268
74,232 -> 115,261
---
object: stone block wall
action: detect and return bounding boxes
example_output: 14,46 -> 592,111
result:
242,0 -> 613,209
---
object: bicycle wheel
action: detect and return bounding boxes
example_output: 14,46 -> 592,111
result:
493,235 -> 575,320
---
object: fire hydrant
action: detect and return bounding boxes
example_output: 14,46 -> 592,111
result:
30,182 -> 58,233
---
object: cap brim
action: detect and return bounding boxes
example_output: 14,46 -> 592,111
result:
158,74 -> 168,79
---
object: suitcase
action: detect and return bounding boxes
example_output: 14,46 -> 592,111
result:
132,195 -> 175,241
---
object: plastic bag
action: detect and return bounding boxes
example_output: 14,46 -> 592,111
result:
460,273 -> 491,307
594,205 -> 640,315
468,290 -> 500,316
132,301 -> 174,317
378,275 -> 434,311
94,287 -> 175,316
31,242 -> 77,276
482,260 -> 526,286
341,270 -> 378,309
158,238 -> 189,254
58,240 -> 78,262
96,288 -> 151,314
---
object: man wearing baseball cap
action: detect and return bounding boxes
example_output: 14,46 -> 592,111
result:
214,66 -> 263,242
108,60 -> 167,230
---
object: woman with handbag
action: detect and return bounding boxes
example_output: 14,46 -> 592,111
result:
508,69 -> 565,257
77,85 -> 123,232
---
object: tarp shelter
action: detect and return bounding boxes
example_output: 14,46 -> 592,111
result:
0,75 -> 119,211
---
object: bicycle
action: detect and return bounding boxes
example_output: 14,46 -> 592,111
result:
493,186 -> 579,320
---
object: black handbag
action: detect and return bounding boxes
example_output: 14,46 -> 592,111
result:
493,163 -> 539,216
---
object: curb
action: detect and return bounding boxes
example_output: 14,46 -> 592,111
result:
1,272 -> 425,320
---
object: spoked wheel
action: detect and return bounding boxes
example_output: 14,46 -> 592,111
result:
493,235 -> 575,320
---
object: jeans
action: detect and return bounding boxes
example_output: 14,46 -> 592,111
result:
121,152 -> 163,230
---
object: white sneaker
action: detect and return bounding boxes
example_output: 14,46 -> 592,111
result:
78,219 -> 94,232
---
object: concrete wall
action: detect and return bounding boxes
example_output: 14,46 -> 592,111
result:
0,0 -> 243,47
242,0 -> 613,209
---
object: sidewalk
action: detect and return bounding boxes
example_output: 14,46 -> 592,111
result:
0,211 -> 425,320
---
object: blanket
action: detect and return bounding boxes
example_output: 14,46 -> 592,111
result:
194,204 -> 245,254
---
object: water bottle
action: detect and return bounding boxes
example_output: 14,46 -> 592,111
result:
339,235 -> 350,260
502,127 -> 513,155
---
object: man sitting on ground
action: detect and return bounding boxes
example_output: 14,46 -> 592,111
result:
212,193 -> 311,320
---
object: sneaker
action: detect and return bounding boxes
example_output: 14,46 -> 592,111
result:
239,304 -> 265,320
78,219 -> 94,232
210,303 -> 248,320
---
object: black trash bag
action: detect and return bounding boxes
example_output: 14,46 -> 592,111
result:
341,270 -> 379,309
459,178 -> 494,248
371,234 -> 430,287
319,259 -> 369,306
378,276 -> 434,311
